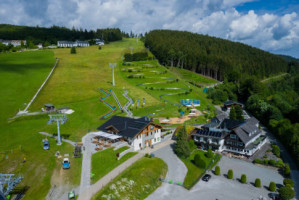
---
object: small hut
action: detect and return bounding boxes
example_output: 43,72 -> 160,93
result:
44,104 -> 55,111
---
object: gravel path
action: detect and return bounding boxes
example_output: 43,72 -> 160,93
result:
38,132 -> 76,146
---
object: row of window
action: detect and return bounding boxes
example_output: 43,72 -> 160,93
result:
226,140 -> 243,146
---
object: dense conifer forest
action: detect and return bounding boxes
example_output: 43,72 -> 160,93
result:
0,24 -> 125,45
144,30 -> 290,80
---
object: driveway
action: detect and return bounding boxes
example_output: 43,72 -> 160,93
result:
146,144 -> 187,200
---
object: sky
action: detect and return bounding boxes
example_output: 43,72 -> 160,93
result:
0,0 -> 299,58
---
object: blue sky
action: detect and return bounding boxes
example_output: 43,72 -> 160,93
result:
0,0 -> 298,57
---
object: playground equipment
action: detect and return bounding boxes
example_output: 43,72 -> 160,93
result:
0,174 -> 23,199
180,99 -> 200,107
47,114 -> 68,145
62,158 -> 70,169
99,89 -> 117,119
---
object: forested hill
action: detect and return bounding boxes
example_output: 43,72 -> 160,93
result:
144,30 -> 290,81
0,24 -> 123,44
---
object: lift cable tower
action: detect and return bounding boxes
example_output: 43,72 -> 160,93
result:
47,114 -> 68,145
129,47 -> 134,55
0,174 -> 23,199
109,63 -> 117,86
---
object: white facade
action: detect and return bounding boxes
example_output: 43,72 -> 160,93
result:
57,40 -> 90,47
131,128 -> 161,151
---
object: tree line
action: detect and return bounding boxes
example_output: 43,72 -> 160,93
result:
144,30 -> 290,80
0,24 -> 125,45
207,69 -> 299,166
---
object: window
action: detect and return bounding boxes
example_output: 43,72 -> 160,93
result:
154,138 -> 156,142
146,133 -> 148,137
150,126 -> 154,130
230,134 -> 237,139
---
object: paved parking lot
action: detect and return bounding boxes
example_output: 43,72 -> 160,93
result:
218,156 -> 284,187
147,148 -> 286,200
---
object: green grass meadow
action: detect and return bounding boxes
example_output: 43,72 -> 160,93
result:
91,147 -> 137,184
92,157 -> 167,200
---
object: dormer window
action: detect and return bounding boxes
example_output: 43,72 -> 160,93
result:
230,134 -> 237,139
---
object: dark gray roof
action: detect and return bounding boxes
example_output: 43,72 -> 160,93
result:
192,128 -> 226,139
203,122 -> 219,128
97,116 -> 155,138
246,117 -> 259,126
224,100 -> 243,107
220,119 -> 245,130
233,121 -> 261,144
58,41 -> 74,44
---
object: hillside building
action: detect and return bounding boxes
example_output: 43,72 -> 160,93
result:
97,116 -> 163,151
191,116 -> 267,156
0,39 -> 26,47
57,40 -> 90,47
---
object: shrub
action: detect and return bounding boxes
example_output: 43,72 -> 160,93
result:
227,169 -> 233,179
255,178 -> 261,187
241,174 -> 247,184
206,149 -> 213,158
263,160 -> 269,165
269,182 -> 276,192
284,164 -> 290,176
254,158 -> 262,164
269,159 -> 276,166
214,166 -> 220,175
283,178 -> 294,187
275,159 -> 284,168
272,144 -> 281,157
188,140 -> 197,151
98,46 -> 101,50
278,186 -> 295,200
70,47 -> 76,54
194,154 -> 206,168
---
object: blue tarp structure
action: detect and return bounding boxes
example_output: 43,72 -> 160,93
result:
180,99 -> 200,106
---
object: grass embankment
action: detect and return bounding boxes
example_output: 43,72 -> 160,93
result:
92,157 -> 167,200
119,59 -> 216,120
91,147 -> 137,184
0,51 -> 81,199
181,150 -> 220,189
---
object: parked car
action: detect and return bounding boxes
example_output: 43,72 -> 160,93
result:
63,158 -> 70,169
43,140 -> 50,150
268,193 -> 280,200
202,174 -> 211,182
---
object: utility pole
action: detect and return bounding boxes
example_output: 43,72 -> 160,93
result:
47,114 -> 68,145
129,47 -> 134,55
109,63 -> 117,86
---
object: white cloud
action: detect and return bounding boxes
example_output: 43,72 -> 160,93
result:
0,0 -> 298,57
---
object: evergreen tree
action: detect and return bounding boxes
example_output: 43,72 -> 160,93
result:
71,47 -> 76,54
175,126 -> 190,158
229,107 -> 237,120
235,105 -> 244,120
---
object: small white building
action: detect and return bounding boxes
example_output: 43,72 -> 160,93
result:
95,38 -> 104,45
37,43 -> 43,49
0,39 -> 26,47
97,116 -> 163,151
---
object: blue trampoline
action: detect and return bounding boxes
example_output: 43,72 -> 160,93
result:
180,99 -> 200,106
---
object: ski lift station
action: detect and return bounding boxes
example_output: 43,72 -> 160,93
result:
180,99 -> 200,107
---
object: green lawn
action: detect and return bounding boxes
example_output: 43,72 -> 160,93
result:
91,147 -> 137,184
181,150 -> 219,189
92,157 -> 167,200
119,59 -> 216,119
